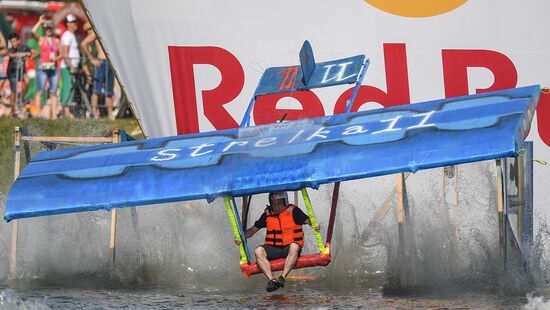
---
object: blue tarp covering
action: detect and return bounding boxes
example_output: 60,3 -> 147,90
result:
4,85 -> 540,221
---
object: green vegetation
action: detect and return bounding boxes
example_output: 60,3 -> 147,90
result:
0,117 -> 143,199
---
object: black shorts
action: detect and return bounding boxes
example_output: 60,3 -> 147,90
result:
260,244 -> 302,260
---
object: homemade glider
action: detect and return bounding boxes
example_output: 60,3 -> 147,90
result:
4,41 -> 540,277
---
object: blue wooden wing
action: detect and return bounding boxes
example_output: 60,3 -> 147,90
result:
4,86 -> 540,221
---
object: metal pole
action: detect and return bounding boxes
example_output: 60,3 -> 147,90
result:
225,197 -> 248,265
326,182 -> 340,246
301,188 -> 326,254
241,196 -> 251,230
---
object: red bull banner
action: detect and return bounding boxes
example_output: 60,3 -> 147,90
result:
81,1 -> 549,195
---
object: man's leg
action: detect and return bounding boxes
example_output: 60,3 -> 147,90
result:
60,68 -> 74,118
91,93 -> 99,118
255,246 -> 274,280
8,76 -> 16,116
105,64 -> 115,119
281,243 -> 300,279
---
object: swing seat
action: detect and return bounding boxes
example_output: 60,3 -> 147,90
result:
240,253 -> 331,278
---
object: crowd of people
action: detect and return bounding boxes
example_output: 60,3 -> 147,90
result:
0,14 -> 117,119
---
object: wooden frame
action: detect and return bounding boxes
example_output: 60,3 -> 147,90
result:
9,126 -> 130,278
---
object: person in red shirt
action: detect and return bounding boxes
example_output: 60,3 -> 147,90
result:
32,16 -> 60,118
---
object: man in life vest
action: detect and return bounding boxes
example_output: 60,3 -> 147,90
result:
237,191 -> 319,292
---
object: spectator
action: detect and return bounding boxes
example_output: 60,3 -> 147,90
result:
0,31 -> 7,57
59,14 -> 80,118
0,31 -> 8,117
6,32 -> 37,118
81,22 -> 115,119
32,16 -> 60,119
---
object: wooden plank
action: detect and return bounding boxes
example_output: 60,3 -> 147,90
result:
497,160 -> 504,213
109,129 -> 120,264
441,167 -> 446,204
496,159 -> 505,274
10,127 -> 22,277
396,173 -> 404,224
517,156 -> 523,244
454,165 -> 459,206
21,136 -> 114,143
376,172 -> 411,221
396,173 -> 406,264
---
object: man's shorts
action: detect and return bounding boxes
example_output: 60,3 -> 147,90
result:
93,60 -> 114,96
7,74 -> 22,94
259,244 -> 302,261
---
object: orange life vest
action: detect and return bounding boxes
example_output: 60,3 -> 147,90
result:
265,204 -> 304,247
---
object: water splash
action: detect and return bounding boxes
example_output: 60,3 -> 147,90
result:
0,289 -> 49,310
1,157 -> 550,296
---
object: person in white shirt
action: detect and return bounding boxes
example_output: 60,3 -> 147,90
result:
59,14 -> 80,118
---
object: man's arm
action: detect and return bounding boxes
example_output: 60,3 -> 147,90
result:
244,226 -> 260,239
304,218 -> 320,231
32,16 -> 44,40
294,207 -> 320,231
0,32 -> 6,56
234,226 -> 259,245
61,43 -> 72,71
8,48 -> 35,59
29,46 -> 38,59
80,32 -> 100,67
61,34 -> 76,72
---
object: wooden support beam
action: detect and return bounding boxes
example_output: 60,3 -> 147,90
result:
396,173 -> 407,272
109,209 -> 117,263
396,173 -> 405,225
10,127 -> 22,278
10,126 -> 124,270
496,159 -> 505,274
21,136 -> 114,143
454,165 -> 459,206
376,172 -> 411,221
109,129 -> 121,265
517,156 -> 523,245
441,167 -> 446,204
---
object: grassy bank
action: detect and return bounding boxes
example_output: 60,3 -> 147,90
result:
0,117 -> 143,199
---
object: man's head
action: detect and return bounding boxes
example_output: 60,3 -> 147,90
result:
7,33 -> 20,48
269,191 -> 288,211
65,14 -> 78,32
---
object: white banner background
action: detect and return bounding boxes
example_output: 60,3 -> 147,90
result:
83,0 -> 550,227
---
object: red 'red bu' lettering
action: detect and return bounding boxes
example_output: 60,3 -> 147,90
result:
442,49 -> 518,97
537,91 -> 550,147
168,46 -> 244,134
253,92 -> 325,125
334,43 -> 411,113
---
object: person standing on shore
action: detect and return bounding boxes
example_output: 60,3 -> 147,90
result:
59,14 -> 80,118
32,15 -> 60,119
